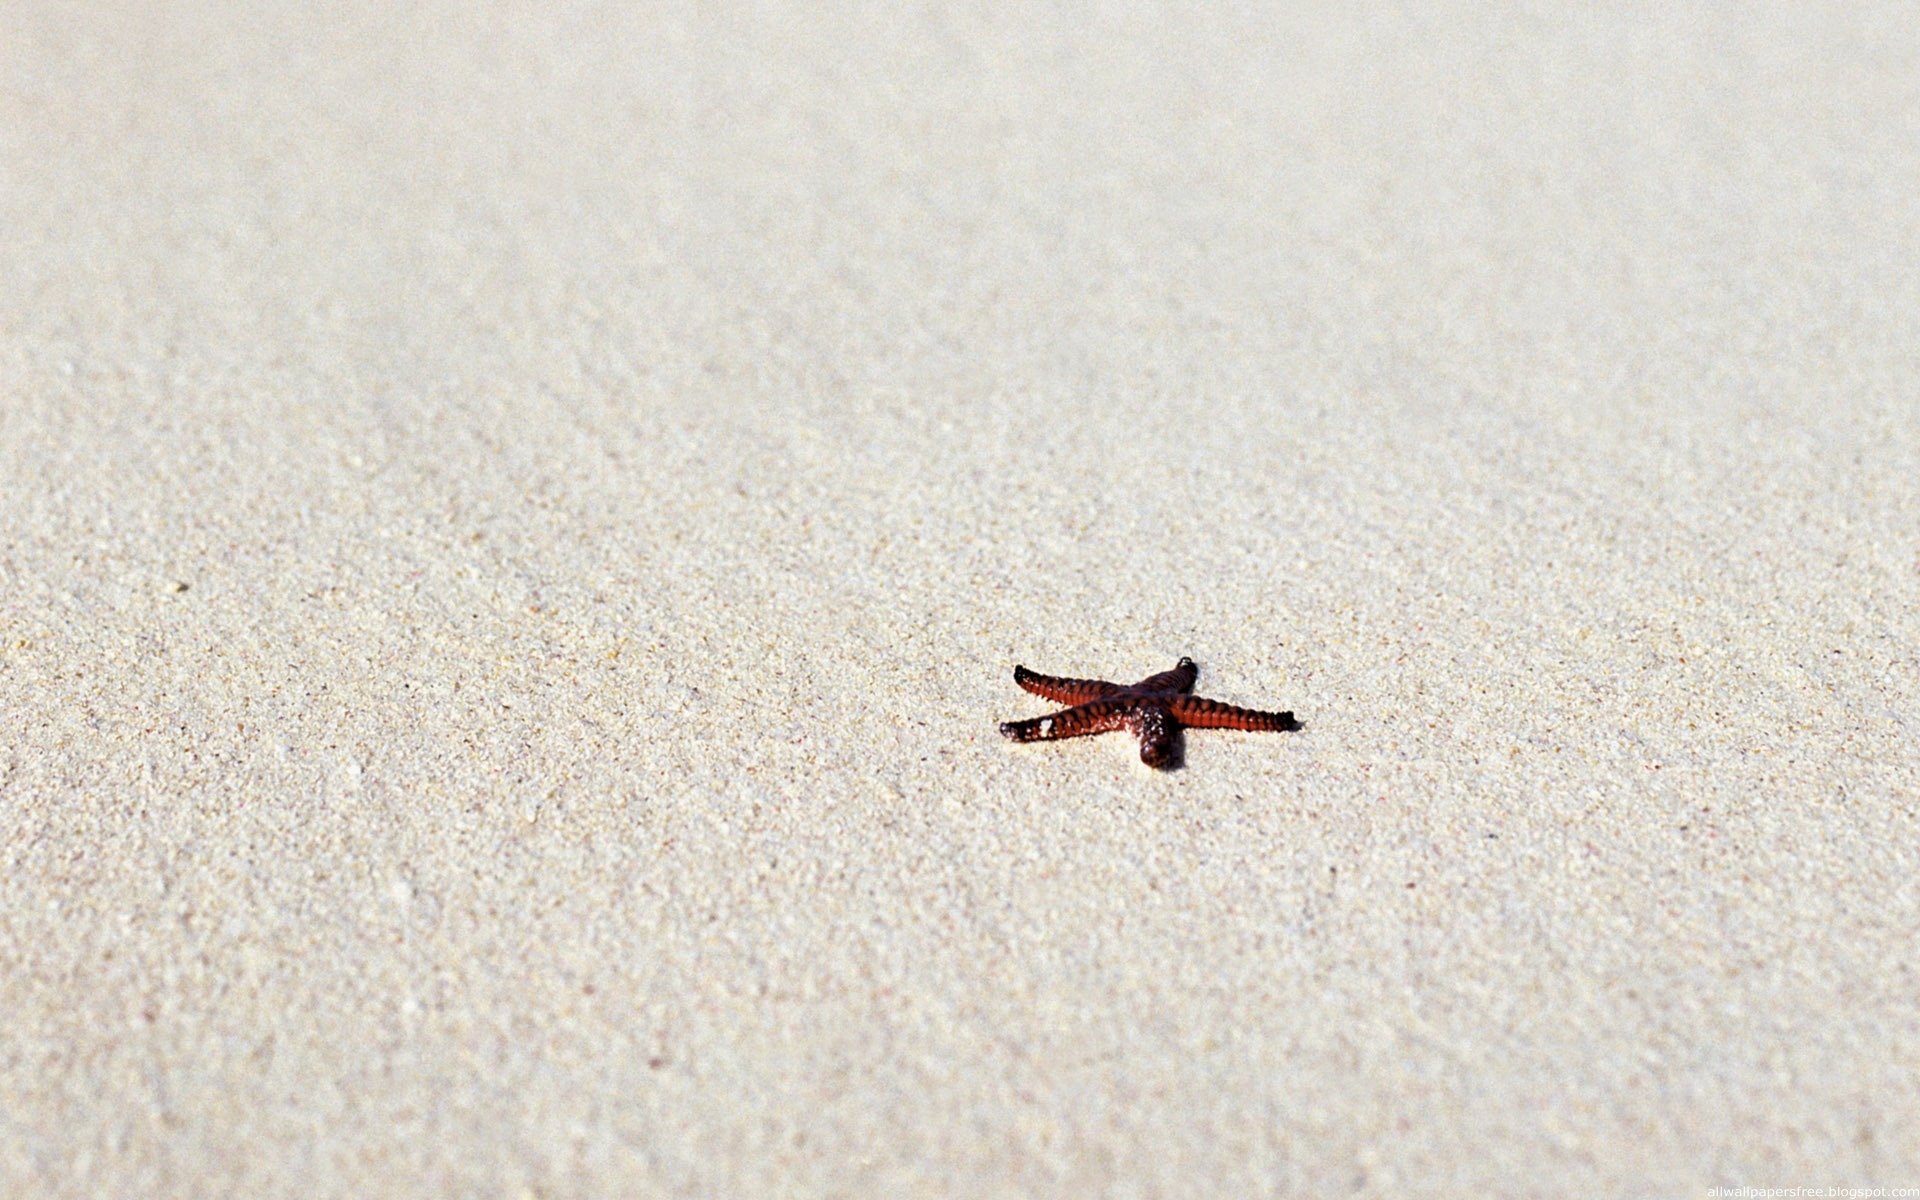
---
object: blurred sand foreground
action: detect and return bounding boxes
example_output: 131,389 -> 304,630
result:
3,3 -> 1917,1196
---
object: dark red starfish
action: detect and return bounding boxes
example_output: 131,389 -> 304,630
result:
998,656 -> 1300,768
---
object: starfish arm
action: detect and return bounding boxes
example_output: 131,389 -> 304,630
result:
1012,665 -> 1122,705
1132,657 -> 1198,695
1126,704 -> 1179,767
999,699 -> 1129,743
1170,695 -> 1300,732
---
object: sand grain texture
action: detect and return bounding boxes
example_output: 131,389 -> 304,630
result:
4,3 -> 1918,1197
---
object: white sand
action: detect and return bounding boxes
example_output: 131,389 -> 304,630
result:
5,4 -> 1918,1196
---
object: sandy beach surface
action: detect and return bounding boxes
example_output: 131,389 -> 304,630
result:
5,3 -> 1918,1196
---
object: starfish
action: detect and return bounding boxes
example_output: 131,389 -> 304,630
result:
998,656 -> 1300,768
